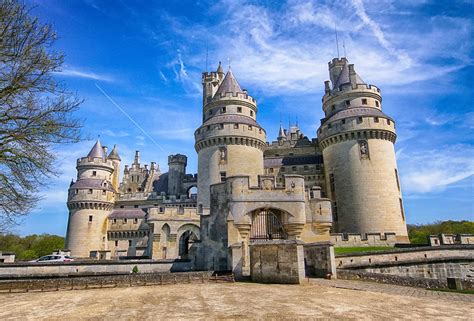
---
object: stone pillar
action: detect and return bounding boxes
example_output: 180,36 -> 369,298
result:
235,223 -> 251,276
151,234 -> 161,259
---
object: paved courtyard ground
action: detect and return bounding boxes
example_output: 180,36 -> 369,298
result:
0,279 -> 472,320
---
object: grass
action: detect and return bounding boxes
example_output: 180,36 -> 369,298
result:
334,246 -> 394,255
427,288 -> 474,295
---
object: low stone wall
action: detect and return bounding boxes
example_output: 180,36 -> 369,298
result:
250,240 -> 305,284
303,242 -> 336,278
335,245 -> 474,269
337,269 -> 474,290
0,259 -> 193,278
0,271 -> 214,293
331,233 -> 397,247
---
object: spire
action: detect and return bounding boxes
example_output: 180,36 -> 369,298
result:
217,61 -> 224,74
278,124 -> 286,141
214,69 -> 243,96
107,144 -> 121,161
87,139 -> 106,159
332,60 -> 365,90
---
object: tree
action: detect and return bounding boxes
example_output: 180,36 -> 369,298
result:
0,1 -> 82,231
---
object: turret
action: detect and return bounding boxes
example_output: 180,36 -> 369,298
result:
65,139 -> 116,257
167,154 -> 187,195
107,144 -> 121,190
195,65 -> 266,214
317,58 -> 408,242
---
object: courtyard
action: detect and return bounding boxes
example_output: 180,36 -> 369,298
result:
0,279 -> 472,320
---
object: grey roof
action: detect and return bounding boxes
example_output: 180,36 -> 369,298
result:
323,107 -> 393,124
70,178 -> 116,192
278,124 -> 286,139
333,62 -> 365,90
108,209 -> 146,219
214,70 -> 242,96
202,114 -> 262,128
87,139 -> 106,159
108,144 -> 121,161
217,61 -> 224,74
264,155 -> 323,167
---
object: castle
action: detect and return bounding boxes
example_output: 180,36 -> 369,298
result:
65,58 -> 408,269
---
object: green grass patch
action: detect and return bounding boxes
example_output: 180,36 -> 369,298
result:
334,246 -> 393,255
427,288 -> 474,295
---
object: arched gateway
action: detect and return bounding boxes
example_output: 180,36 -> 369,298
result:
250,209 -> 287,242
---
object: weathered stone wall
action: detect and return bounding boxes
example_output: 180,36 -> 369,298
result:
250,240 -> 305,284
331,233 -> 397,247
335,245 -> 474,269
0,260 -> 193,278
303,242 -> 336,278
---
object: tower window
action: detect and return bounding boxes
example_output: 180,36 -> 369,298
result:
237,107 -> 242,113
134,218 -> 138,224
113,218 -> 117,224
361,98 -> 367,105
248,125 -> 252,130
115,240 -> 118,247
178,205 -> 184,214
357,117 -> 363,124
134,205 -> 138,208
345,100 -> 350,106
120,205 -> 124,208
342,119 -> 345,124
88,189 -> 93,194
207,125 -> 210,131
220,171 -> 227,182
74,189 -> 78,194
304,166 -> 308,171
374,117 -> 379,123
387,119 -> 391,125
208,110 -> 213,116
399,198 -> 405,220
292,166 -> 297,171
92,171 -> 97,176
331,105 -> 335,111
221,107 -> 226,113
329,173 -> 336,198
395,169 -> 400,191
333,202 -> 338,221
269,168 -> 274,173
159,207 -> 165,213
234,124 -> 239,129
250,110 -> 254,117
218,124 -> 224,130
281,167 -> 286,173
328,123 -> 332,129
123,218 -> 128,224
128,240 -> 132,247
102,190 -> 106,195
375,101 -> 380,107
88,215 -> 93,223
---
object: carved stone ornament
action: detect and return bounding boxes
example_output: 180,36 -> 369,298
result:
263,179 -> 273,190
358,140 -> 370,159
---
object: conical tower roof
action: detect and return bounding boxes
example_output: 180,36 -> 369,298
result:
87,139 -> 106,158
333,61 -> 365,90
217,61 -> 224,74
278,124 -> 286,140
215,69 -> 243,97
108,144 -> 121,161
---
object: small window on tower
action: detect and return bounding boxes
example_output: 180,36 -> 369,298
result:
159,207 -> 165,213
208,110 -> 213,116
120,205 -> 124,208
292,166 -> 297,171
357,117 -> 363,124
331,105 -> 335,111
115,240 -> 118,247
375,101 -> 380,107
113,219 -> 117,224
237,107 -> 242,113
221,107 -> 226,113
220,171 -> 227,182
342,119 -> 345,124
362,98 -> 367,105
345,100 -> 350,106
387,119 -> 391,125
102,190 -> 106,195
88,215 -> 93,223
128,240 -> 132,247
134,205 -> 138,208
234,124 -> 239,129
374,117 -> 379,123
304,166 -> 309,171
88,189 -> 93,194
218,124 -> 224,130
92,171 -> 97,176
269,168 -> 274,173
123,218 -> 128,224
250,110 -> 254,117
134,218 -> 138,224
207,125 -> 210,131
248,125 -> 252,130
281,167 -> 286,173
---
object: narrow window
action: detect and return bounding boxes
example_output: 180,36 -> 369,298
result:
88,215 -> 93,223
269,168 -> 274,173
128,240 -> 132,247
281,167 -> 286,173
362,98 -> 367,105
248,125 -> 252,130
374,117 -> 379,123
220,171 -> 227,182
159,207 -> 165,213
207,125 -> 210,131
387,119 -> 391,125
234,124 -> 239,129
92,171 -> 97,176
345,100 -> 350,106
127,188 -> 131,193
328,123 -> 332,129
134,218 -> 138,224
123,218 -> 128,224
134,205 -> 138,208
303,165 -> 308,171
329,173 -> 336,199
395,169 -> 400,191
178,205 -> 184,214
221,107 -> 226,113
333,202 -> 338,221
237,107 -> 242,113
208,110 -> 213,116
331,105 -> 335,111
113,218 -> 117,224
341,119 -> 345,124
250,110 -> 254,117
88,189 -> 93,194
399,198 -> 405,220
357,117 -> 363,124
375,101 -> 380,107
218,124 -> 224,130
292,166 -> 297,171
115,240 -> 118,247
102,189 -> 106,195
74,189 -> 78,194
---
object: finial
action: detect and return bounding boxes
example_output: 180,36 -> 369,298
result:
227,57 -> 231,70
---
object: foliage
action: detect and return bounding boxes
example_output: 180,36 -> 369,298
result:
334,247 -> 393,255
132,265 -> 139,273
408,221 -> 474,244
0,233 -> 64,260
0,0 -> 82,231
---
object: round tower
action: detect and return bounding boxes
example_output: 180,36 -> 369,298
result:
317,58 -> 408,242
65,139 -> 116,257
167,154 -> 187,195
107,144 -> 121,191
195,64 -> 266,214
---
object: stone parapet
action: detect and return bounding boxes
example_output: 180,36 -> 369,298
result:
331,233 -> 398,247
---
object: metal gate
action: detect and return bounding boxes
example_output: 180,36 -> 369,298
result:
250,209 -> 287,242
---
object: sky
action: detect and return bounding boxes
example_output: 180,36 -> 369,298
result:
14,0 -> 473,236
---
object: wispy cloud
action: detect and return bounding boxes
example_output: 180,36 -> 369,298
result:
54,67 -> 114,82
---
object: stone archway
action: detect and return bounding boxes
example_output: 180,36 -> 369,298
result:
178,230 -> 198,257
250,208 -> 287,242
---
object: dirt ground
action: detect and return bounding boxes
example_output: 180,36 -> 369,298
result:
0,282 -> 472,320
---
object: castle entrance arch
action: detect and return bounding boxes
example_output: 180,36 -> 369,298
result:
250,208 -> 287,242
178,230 -> 198,257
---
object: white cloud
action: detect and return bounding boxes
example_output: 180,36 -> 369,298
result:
102,129 -> 130,138
54,67 -> 114,82
399,144 -> 474,194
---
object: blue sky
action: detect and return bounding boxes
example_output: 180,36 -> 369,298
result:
16,0 -> 473,236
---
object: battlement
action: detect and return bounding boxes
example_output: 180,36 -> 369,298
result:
328,57 -> 348,68
168,154 -> 187,165
77,156 -> 115,170
331,233 -> 398,247
202,71 -> 220,81
323,83 -> 381,103
207,91 -> 257,105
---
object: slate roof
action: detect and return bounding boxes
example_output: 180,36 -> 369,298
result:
333,62 -> 365,90
108,209 -> 146,219
69,178 -> 116,192
107,144 -> 121,161
323,107 -> 393,124
87,139 -> 106,159
214,70 -> 242,96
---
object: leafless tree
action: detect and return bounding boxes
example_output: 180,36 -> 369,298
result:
0,0 -> 82,231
